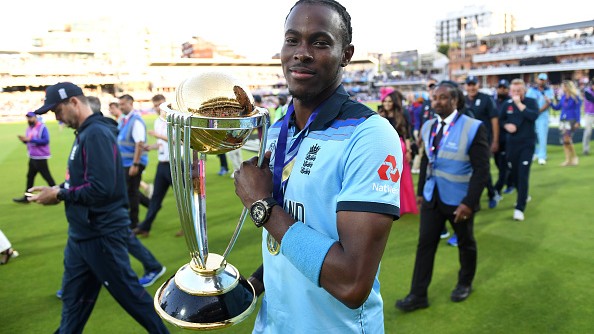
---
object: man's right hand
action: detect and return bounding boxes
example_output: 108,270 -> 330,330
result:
416,196 -> 424,208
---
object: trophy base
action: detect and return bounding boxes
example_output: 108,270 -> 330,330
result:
154,255 -> 256,330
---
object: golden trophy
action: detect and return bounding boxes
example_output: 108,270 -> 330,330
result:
154,71 -> 269,330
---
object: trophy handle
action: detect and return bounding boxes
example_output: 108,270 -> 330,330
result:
219,112 -> 270,265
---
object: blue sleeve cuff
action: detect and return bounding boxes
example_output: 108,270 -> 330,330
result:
280,222 -> 336,286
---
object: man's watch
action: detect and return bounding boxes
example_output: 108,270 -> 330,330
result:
249,197 -> 278,228
56,189 -> 66,202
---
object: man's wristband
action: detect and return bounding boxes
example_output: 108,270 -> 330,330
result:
133,162 -> 141,167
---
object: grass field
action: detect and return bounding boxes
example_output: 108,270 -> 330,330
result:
1,116 -> 593,333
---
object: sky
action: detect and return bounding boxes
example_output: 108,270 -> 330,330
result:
2,0 -> 592,59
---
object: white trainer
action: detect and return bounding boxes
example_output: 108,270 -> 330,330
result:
538,159 -> 546,165
513,209 -> 525,221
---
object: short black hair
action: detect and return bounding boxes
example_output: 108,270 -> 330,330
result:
152,94 -> 166,102
435,81 -> 465,111
118,94 -> 134,102
288,0 -> 352,46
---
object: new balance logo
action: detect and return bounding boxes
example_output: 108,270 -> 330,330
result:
377,155 -> 400,182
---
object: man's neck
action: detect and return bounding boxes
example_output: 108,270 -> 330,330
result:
292,100 -> 314,130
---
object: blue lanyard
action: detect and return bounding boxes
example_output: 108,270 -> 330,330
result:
272,104 -> 321,204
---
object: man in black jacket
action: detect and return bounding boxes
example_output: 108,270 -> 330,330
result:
500,79 -> 539,221
28,82 -> 169,334
396,82 -> 490,312
464,75 -> 500,209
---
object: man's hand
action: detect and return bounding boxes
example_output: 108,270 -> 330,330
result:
504,123 -> 517,134
453,203 -> 472,223
28,186 -> 61,205
416,196 -> 424,208
490,141 -> 499,154
129,165 -> 139,176
233,151 -> 273,208
17,135 -> 28,143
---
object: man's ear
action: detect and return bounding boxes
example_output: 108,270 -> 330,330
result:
341,44 -> 354,67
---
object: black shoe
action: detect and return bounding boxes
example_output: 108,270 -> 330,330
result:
451,284 -> 472,302
12,196 -> 29,204
132,227 -> 149,238
395,294 -> 429,312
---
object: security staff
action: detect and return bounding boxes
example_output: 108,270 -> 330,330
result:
396,82 -> 490,312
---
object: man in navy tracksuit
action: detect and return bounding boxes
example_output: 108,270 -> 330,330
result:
499,79 -> 539,221
29,82 -> 169,334
464,76 -> 500,208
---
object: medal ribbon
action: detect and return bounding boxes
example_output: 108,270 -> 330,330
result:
272,104 -> 321,204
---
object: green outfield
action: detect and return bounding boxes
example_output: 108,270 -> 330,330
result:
1,116 -> 593,333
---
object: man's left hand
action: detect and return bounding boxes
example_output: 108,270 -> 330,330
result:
28,186 -> 61,205
453,203 -> 472,223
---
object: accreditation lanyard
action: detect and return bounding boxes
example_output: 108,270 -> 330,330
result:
272,104 -> 321,204
428,112 -> 461,164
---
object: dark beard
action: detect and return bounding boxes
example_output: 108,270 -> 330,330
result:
28,121 -> 36,126
497,94 -> 508,100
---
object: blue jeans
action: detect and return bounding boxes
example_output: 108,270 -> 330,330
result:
534,111 -> 549,160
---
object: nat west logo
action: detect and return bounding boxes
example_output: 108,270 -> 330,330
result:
377,155 -> 400,182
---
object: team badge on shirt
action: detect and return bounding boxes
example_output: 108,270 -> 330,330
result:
300,144 -> 320,175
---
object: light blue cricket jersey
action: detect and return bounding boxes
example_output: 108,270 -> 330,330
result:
253,86 -> 402,334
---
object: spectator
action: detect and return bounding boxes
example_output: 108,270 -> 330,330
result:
526,73 -> 555,165
581,78 -> 594,155
13,111 -> 56,204
0,230 -> 19,265
551,80 -> 582,166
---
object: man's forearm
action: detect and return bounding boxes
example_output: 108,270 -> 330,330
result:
133,142 -> 144,164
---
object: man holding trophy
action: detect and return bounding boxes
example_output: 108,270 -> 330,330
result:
234,1 -> 402,332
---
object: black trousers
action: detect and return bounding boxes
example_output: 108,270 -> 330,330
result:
124,165 -> 145,229
507,143 -> 534,212
138,162 -> 172,232
410,194 -> 477,297
57,228 -> 168,334
26,158 -> 56,190
218,154 -> 228,169
494,147 -> 513,193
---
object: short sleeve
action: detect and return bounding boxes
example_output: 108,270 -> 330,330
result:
336,115 -> 403,219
